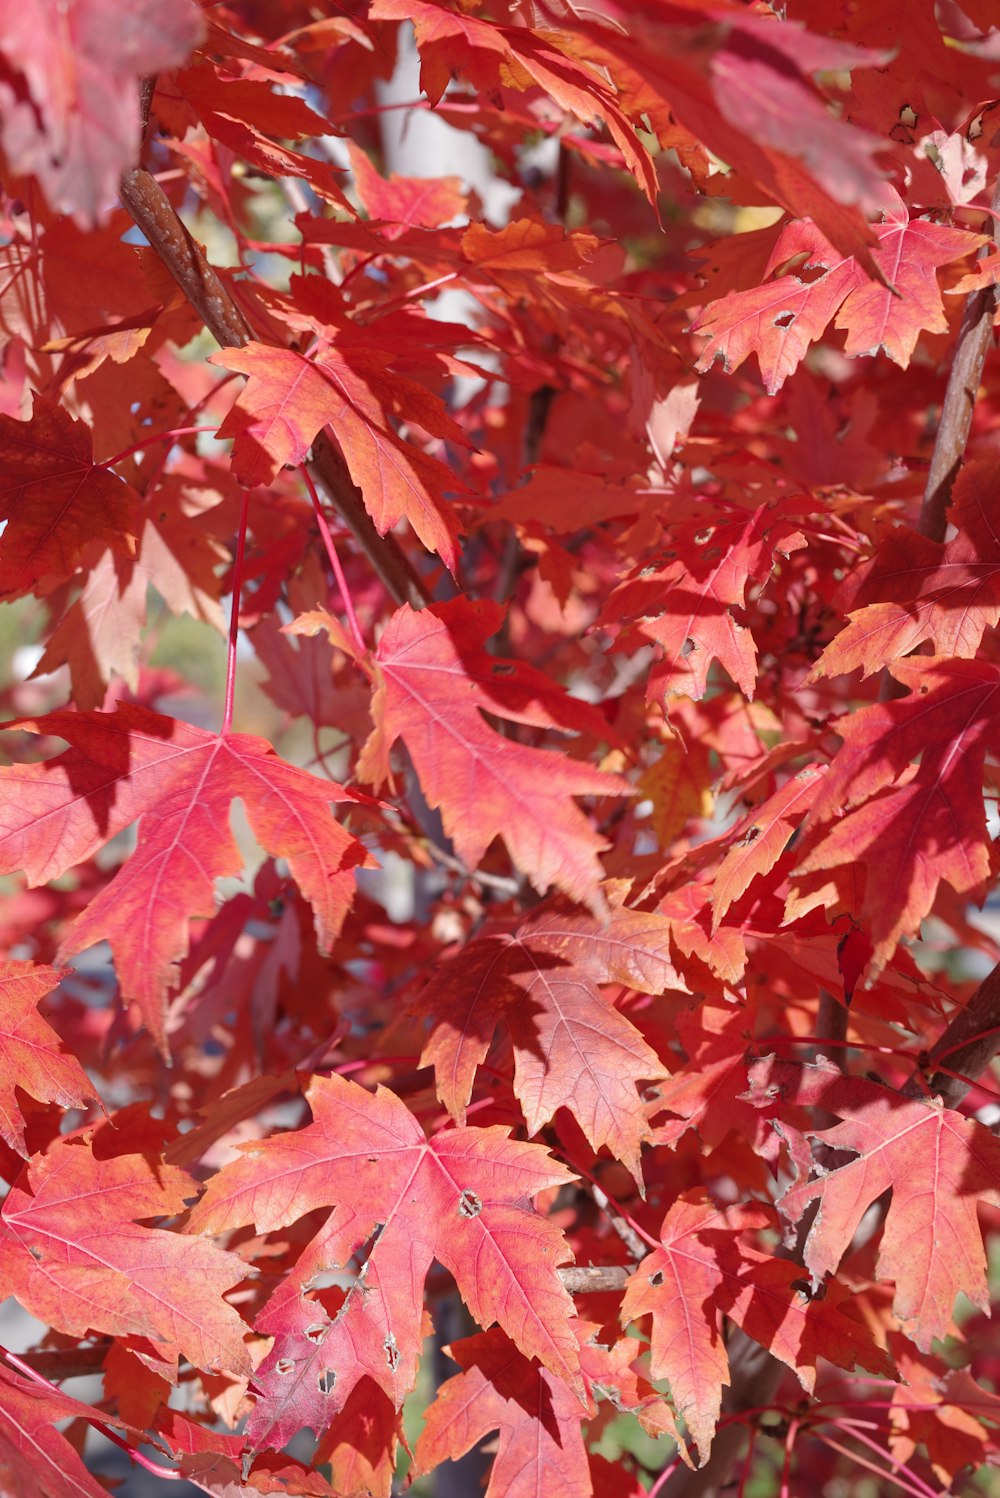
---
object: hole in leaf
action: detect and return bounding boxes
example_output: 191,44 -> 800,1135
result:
384,1333 -> 400,1370
458,1188 -> 483,1218
276,1358 -> 295,1377
319,1369 -> 336,1395
304,1323 -> 326,1343
649,1270 -> 664,1287
774,312 -> 796,329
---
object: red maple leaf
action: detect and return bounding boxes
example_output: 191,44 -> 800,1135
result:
693,207 -> 983,392
371,0 -> 658,209
416,1323 -> 671,1498
746,1057 -> 1000,1349
810,459 -> 1000,679
652,1003 -> 789,1167
347,141 -> 467,236
710,765 -> 826,928
0,959 -> 95,1156
0,395 -> 139,600
797,657 -> 1000,965
187,1073 -> 582,1445
176,63 -> 351,210
0,0 -> 201,225
415,899 -> 685,1177
0,1363 -> 112,1498
0,705 -> 370,1049
415,1326 -> 593,1498
358,599 -> 629,908
601,500 -> 807,702
0,1134 -> 251,1376
212,337 -> 464,568
622,1194 -> 892,1462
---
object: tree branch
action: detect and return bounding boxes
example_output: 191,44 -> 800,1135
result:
118,122 -> 428,609
927,957 -> 1000,1104
5,1342 -> 111,1380
918,176 -> 1000,542
558,1265 -> 631,1293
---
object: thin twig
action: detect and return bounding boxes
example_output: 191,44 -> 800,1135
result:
301,464 -> 367,654
0,1343 -> 181,1481
222,490 -> 250,734
558,1265 -> 632,1292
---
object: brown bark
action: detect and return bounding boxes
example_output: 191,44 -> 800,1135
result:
918,175 -> 1000,542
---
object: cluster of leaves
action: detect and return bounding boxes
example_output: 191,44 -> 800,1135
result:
1,1 -> 1000,1495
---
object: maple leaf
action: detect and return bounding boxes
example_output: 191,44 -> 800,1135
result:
746,1057 -> 1000,1350
416,900 -> 685,1178
357,599 -> 630,909
692,209 -> 983,393
415,1326 -> 593,1498
796,657 -> 1000,966
652,1004 -> 787,1166
710,765 -> 826,929
0,959 -> 95,1156
0,1135 -> 251,1376
371,0 -> 658,209
33,486 -> 229,709
313,1379 -> 398,1498
32,549 -> 146,708
347,141 -> 467,236
176,64 -> 352,212
0,1363 -> 111,1498
657,882 -> 747,987
0,395 -> 139,600
622,1194 -> 892,1462
601,500 -> 808,702
809,460 -> 1000,679
691,237 -> 861,397
537,4 -> 888,263
187,1073 -> 582,1442
211,340 -> 463,568
416,1322 -> 670,1498
154,1406 -> 340,1494
0,0 -> 202,225
0,704 -> 370,1050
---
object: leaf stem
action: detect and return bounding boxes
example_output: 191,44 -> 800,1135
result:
779,1414 -> 801,1498
811,1432 -> 935,1498
647,1456 -> 683,1498
565,1153 -> 659,1252
222,490 -> 250,736
103,426 -> 219,468
301,464 -> 367,655
0,1344 -> 181,1482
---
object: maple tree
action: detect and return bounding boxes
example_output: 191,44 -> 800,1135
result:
3,1 -> 1000,1495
